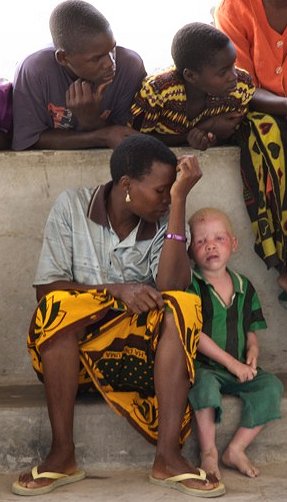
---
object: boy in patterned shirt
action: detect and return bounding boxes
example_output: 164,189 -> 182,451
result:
188,207 -> 283,480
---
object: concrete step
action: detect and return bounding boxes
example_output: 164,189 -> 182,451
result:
1,374 -> 286,472
2,463 -> 287,502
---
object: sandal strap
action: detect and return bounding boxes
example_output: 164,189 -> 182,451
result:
166,469 -> 207,482
32,466 -> 68,480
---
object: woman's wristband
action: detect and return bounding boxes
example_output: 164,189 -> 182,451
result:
164,232 -> 187,243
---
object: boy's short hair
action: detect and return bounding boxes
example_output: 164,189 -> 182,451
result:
110,135 -> 177,183
50,0 -> 110,54
189,207 -> 234,238
171,22 -> 230,75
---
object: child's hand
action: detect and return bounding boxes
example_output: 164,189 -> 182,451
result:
228,359 -> 257,383
246,346 -> 259,370
246,333 -> 259,371
186,126 -> 216,150
66,79 -> 112,130
198,111 -> 244,139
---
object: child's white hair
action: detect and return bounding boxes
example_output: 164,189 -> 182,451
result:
188,207 -> 235,237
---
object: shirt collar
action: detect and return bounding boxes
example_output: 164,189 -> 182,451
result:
193,266 -> 244,294
87,181 -> 159,241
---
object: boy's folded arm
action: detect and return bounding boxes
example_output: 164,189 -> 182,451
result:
197,332 -> 257,383
246,331 -> 259,369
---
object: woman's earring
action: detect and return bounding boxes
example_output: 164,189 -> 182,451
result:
125,190 -> 131,203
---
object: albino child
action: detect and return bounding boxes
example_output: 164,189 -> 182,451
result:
188,208 -> 283,479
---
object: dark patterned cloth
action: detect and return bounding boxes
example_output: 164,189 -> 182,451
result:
237,112 -> 287,272
28,288 -> 202,445
130,66 -> 255,134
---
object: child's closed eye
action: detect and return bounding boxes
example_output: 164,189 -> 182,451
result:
193,238 -> 205,247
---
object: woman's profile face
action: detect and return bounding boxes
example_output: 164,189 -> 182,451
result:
127,161 -> 176,222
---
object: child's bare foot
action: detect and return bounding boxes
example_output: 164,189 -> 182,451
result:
222,446 -> 260,478
200,447 -> 221,480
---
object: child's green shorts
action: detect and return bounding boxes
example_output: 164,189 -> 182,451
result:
188,366 -> 284,428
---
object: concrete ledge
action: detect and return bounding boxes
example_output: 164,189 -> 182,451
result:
1,146 -> 286,475
1,146 -> 286,383
0,377 -> 286,472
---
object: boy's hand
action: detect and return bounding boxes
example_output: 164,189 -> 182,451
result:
246,346 -> 259,370
246,332 -> 259,371
228,359 -> 257,383
66,79 -> 112,130
103,125 -> 141,149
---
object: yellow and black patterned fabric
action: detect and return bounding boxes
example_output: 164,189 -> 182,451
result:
28,288 -> 202,445
130,67 -> 255,135
237,112 -> 287,272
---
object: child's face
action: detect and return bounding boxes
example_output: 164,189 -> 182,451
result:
191,41 -> 237,97
62,29 -> 116,85
190,216 -> 237,273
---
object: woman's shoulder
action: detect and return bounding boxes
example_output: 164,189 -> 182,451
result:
51,187 -> 95,214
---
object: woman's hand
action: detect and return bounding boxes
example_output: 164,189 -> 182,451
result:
108,283 -> 164,314
170,154 -> 203,200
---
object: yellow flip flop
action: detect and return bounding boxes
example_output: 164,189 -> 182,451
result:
12,466 -> 86,496
149,469 -> 225,498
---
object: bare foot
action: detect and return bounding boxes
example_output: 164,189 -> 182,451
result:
16,447 -> 77,490
152,451 -> 221,492
278,272 -> 287,292
222,446 -> 260,478
200,447 -> 221,480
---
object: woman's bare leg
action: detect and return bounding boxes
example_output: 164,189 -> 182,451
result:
152,312 -> 219,491
17,331 -> 80,489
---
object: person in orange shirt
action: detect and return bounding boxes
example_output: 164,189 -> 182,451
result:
215,0 -> 287,306
214,0 -> 287,96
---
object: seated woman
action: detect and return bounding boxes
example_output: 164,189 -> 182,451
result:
215,0 -> 287,304
130,21 -> 287,306
0,79 -> 12,149
12,135 -> 229,497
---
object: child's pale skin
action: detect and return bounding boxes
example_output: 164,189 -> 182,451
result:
190,214 -> 263,480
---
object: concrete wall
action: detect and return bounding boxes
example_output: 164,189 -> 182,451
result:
0,146 -> 285,384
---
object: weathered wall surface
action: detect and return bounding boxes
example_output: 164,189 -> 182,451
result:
0,147 -> 285,383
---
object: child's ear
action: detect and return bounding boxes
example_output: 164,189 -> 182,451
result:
232,236 -> 238,253
183,68 -> 198,85
187,242 -> 193,259
55,49 -> 68,67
